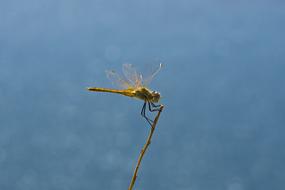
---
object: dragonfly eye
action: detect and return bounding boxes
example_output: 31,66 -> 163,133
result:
152,91 -> 160,96
151,91 -> 160,102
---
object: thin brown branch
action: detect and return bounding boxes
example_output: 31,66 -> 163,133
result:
128,105 -> 164,190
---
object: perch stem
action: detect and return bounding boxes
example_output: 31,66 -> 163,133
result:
128,105 -> 164,190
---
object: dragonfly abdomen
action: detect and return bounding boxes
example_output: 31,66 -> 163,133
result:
88,87 -> 135,98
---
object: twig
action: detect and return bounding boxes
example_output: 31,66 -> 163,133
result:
128,105 -> 164,190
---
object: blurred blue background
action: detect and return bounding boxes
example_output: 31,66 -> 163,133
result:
1,0 -> 285,190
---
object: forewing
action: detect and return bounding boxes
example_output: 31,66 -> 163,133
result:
142,63 -> 162,86
122,64 -> 142,87
105,70 -> 131,89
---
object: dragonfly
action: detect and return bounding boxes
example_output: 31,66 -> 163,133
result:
87,63 -> 162,126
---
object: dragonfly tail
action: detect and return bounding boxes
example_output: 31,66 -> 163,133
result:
87,87 -> 134,97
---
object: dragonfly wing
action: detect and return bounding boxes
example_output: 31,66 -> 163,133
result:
142,63 -> 162,86
105,70 -> 131,89
122,64 -> 142,87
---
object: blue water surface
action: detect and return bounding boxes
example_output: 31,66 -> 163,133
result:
0,0 -> 285,190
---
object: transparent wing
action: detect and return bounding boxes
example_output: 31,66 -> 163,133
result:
122,64 -> 143,87
105,70 -> 132,89
142,63 -> 162,86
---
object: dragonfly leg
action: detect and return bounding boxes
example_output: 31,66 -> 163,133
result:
141,102 -> 154,126
148,102 -> 161,112
141,102 -> 146,116
151,102 -> 162,108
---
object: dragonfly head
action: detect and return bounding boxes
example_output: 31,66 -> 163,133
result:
151,91 -> 161,103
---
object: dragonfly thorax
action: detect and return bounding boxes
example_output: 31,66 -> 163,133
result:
133,87 -> 160,103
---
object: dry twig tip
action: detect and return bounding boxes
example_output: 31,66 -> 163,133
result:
128,105 -> 164,190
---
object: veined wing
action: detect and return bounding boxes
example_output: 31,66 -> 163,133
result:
122,64 -> 143,88
142,63 -> 162,86
105,70 -> 132,89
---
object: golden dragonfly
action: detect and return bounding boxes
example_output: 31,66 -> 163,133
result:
87,63 -> 162,125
